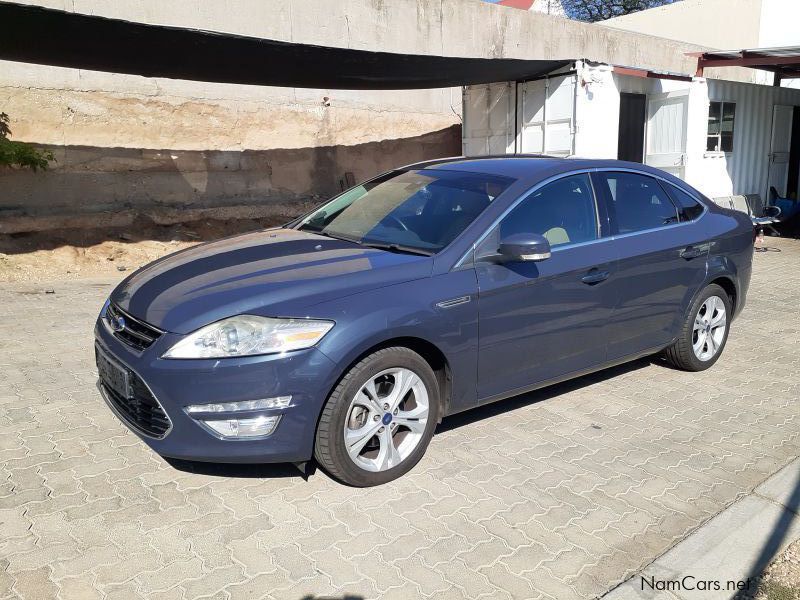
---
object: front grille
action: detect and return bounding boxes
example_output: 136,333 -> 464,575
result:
106,302 -> 163,351
101,368 -> 171,438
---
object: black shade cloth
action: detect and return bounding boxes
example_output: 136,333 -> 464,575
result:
0,2 -> 570,89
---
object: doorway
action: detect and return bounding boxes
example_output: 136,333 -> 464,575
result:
617,93 -> 646,162
786,106 -> 800,199
644,90 -> 689,179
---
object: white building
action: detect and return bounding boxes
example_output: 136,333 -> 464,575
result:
602,0 -> 800,87
463,59 -> 800,201
603,0 -> 800,53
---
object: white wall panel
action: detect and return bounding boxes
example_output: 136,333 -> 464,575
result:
462,83 -> 516,156
648,96 -> 686,155
518,74 -> 576,156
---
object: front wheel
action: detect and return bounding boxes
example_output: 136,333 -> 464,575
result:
314,347 -> 440,486
663,283 -> 731,371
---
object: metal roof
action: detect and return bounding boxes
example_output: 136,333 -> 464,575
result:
693,46 -> 800,79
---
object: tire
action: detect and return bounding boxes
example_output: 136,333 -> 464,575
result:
314,347 -> 441,487
663,283 -> 732,371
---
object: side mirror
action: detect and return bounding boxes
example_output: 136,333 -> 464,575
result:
497,233 -> 552,262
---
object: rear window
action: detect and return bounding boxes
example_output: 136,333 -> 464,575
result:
597,172 -> 679,234
665,184 -> 705,221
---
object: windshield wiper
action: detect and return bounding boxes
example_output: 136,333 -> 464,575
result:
313,230 -> 362,244
360,241 -> 435,257
314,231 -> 434,256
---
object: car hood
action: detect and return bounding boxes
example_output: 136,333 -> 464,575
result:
110,228 -> 432,334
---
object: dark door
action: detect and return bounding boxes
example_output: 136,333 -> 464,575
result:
786,106 -> 800,199
593,171 -> 709,361
475,173 -> 617,401
618,93 -> 647,163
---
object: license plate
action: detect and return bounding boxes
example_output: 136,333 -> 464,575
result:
96,345 -> 130,399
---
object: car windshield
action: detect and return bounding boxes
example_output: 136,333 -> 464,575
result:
296,169 -> 514,254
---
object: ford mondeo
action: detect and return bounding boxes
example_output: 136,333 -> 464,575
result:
95,157 -> 754,486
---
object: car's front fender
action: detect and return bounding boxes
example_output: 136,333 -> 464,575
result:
311,269 -> 480,417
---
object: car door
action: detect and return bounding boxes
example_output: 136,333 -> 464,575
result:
474,172 -> 618,401
592,170 -> 710,361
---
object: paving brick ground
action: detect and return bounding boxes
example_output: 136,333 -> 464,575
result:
1,238 -> 799,600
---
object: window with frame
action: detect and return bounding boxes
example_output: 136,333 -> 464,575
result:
707,101 -> 736,152
596,172 -> 679,234
494,173 -> 599,249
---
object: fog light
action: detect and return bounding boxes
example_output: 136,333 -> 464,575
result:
201,415 -> 281,439
186,396 -> 291,414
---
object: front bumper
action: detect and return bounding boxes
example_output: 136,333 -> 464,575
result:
94,315 -> 340,463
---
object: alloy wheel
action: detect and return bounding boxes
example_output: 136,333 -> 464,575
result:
343,367 -> 429,472
692,295 -> 727,361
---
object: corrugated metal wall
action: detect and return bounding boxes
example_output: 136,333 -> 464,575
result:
705,79 -> 800,198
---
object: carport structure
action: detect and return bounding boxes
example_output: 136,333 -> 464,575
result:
0,0 -> 570,231
0,2 -> 569,90
4,2 -> 800,205
692,46 -> 800,202
694,45 -> 800,86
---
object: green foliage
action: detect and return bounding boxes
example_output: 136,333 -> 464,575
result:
563,0 -> 681,22
0,112 -> 54,171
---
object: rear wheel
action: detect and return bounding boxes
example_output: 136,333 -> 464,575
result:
664,283 -> 731,371
314,347 -> 440,486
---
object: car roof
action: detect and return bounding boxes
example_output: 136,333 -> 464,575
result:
402,155 -> 677,186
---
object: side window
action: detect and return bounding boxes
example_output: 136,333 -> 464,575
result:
498,174 -> 599,248
707,101 -> 736,152
598,172 -> 679,234
665,184 -> 704,221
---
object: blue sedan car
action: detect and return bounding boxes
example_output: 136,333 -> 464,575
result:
95,157 -> 754,486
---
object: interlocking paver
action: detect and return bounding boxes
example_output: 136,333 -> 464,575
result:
56,575 -> 104,600
1,239 -> 800,598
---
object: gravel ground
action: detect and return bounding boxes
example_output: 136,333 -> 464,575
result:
0,216 -> 290,282
748,539 -> 800,600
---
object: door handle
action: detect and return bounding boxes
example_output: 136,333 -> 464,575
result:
581,270 -> 610,285
680,246 -> 703,260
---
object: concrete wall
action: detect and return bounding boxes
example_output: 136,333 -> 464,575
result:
0,58 -> 461,231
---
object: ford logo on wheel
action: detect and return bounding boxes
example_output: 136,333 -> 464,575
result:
110,314 -> 126,333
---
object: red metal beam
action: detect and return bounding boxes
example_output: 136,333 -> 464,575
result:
613,66 -> 692,81
613,66 -> 649,78
613,65 -> 692,82
698,54 -> 800,69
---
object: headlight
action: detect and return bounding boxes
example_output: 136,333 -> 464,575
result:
162,315 -> 334,359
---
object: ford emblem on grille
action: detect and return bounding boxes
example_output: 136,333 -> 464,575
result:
110,314 -> 126,332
